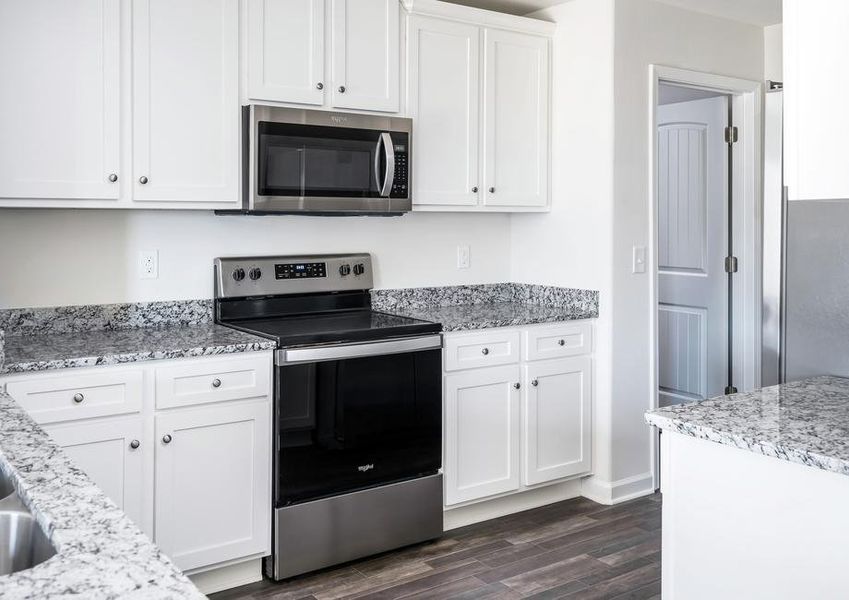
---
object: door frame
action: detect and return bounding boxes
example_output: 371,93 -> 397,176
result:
648,65 -> 763,489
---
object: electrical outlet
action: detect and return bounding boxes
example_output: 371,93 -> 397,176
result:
139,250 -> 158,279
457,245 -> 470,269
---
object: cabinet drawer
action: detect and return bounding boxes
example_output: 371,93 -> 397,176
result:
444,330 -> 520,372
524,323 -> 592,361
155,354 -> 271,410
4,369 -> 143,424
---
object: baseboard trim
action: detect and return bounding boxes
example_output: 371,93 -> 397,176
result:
443,479 -> 582,530
188,558 -> 263,595
581,472 -> 654,505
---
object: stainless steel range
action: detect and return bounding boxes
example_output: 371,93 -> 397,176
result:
214,254 -> 443,580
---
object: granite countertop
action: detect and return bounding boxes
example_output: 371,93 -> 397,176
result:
387,302 -> 595,332
0,387 -> 204,599
645,376 -> 849,477
0,324 -> 276,374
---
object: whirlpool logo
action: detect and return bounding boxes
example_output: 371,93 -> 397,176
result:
358,464 -> 375,473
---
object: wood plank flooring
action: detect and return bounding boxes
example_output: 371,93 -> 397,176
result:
210,494 -> 661,600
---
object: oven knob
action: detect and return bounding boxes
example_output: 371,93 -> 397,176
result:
339,264 -> 352,277
232,268 -> 246,282
249,267 -> 262,281
353,263 -> 365,276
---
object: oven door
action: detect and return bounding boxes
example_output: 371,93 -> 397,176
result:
246,106 -> 411,215
274,335 -> 442,506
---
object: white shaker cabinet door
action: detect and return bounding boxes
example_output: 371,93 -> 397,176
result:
131,0 -> 240,206
330,0 -> 400,112
0,0 -> 120,202
154,400 -> 270,572
246,0 -> 326,106
444,365 -> 521,505
482,28 -> 549,209
44,416 -> 149,535
523,357 -> 591,486
407,15 -> 480,208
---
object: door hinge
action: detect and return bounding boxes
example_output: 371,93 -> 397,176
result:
724,255 -> 738,273
724,385 -> 738,395
724,125 -> 738,144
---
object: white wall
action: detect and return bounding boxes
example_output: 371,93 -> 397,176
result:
611,0 -> 763,484
0,209 -> 511,307
513,0 -> 616,490
764,23 -> 783,81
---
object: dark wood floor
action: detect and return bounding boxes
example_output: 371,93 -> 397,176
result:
210,494 -> 661,600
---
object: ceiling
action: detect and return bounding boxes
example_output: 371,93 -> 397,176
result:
658,83 -> 727,105
442,0 -> 782,26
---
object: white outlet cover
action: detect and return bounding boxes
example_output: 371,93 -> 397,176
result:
139,250 -> 158,279
457,245 -> 470,269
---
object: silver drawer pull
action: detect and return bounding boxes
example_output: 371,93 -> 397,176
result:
72,393 -> 84,404
212,378 -> 222,388
481,348 -> 490,356
129,440 -> 140,450
531,379 -> 539,387
162,434 -> 172,444
558,339 -> 566,346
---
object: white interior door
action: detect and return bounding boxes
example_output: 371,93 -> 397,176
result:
657,95 -> 729,406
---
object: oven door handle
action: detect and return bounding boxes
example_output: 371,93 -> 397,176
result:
373,132 -> 395,198
276,334 -> 442,365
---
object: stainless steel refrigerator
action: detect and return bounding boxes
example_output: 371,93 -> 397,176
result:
763,85 -> 849,384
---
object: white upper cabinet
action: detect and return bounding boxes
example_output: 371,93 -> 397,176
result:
132,0 -> 240,206
330,0 -> 400,112
246,0 -> 325,106
483,29 -> 549,209
784,0 -> 849,201
404,2 -> 552,212
407,16 -> 480,207
246,0 -> 400,113
0,0 -> 121,203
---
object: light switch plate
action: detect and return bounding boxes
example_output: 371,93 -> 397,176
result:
632,246 -> 646,274
457,245 -> 470,269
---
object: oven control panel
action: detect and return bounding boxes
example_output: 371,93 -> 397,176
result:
215,254 -> 373,298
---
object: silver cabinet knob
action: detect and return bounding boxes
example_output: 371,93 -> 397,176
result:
558,339 -> 566,346
489,187 -> 495,193
316,82 -> 324,90
481,348 -> 490,355
212,378 -> 222,388
129,440 -> 140,450
139,176 -> 149,184
108,173 -> 118,183
162,434 -> 172,444
513,382 -> 521,390
472,186 -> 478,193
531,379 -> 539,387
338,85 -> 346,93
72,393 -> 84,404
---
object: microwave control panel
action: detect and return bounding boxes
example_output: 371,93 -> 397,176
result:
391,144 -> 408,197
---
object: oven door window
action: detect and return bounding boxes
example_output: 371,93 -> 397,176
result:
258,122 -> 387,198
276,348 -> 441,506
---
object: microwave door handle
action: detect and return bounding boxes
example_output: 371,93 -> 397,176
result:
379,132 -> 395,197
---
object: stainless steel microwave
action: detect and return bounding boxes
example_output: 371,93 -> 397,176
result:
239,105 -> 412,215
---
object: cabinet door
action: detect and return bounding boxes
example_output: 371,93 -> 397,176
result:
408,16 -> 480,208
154,400 -> 270,572
482,29 -> 549,208
784,0 -> 849,200
246,0 -> 325,105
0,0 -> 120,202
330,0 -> 400,112
132,0 -> 239,205
44,417 -> 148,534
444,365 -> 521,505
523,357 -> 591,486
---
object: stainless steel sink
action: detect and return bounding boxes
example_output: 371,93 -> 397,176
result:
0,469 -> 56,576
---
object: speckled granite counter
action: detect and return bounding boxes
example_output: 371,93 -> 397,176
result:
645,376 -> 849,477
0,386 -> 204,599
371,283 -> 598,331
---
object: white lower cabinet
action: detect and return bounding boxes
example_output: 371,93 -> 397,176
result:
43,416 -> 149,535
0,352 -> 272,574
443,323 -> 593,507
154,400 -> 270,572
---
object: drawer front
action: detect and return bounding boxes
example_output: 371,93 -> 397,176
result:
4,370 -> 143,424
444,330 -> 521,372
155,354 -> 271,409
525,323 -> 593,361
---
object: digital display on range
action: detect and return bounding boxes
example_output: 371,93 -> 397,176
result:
275,262 -> 327,279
